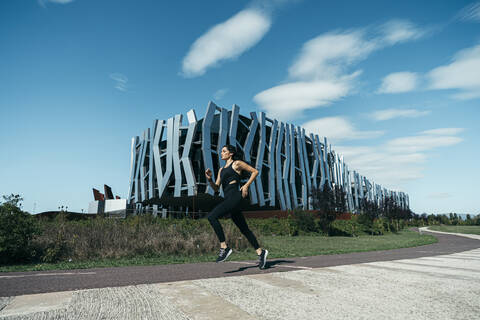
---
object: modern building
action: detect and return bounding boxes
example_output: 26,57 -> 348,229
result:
88,184 -> 127,216
128,101 -> 409,215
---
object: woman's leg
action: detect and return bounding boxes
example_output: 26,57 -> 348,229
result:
231,210 -> 260,251
207,200 -> 231,246
208,198 -> 237,262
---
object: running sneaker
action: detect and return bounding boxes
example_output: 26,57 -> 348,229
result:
258,249 -> 268,269
216,247 -> 233,263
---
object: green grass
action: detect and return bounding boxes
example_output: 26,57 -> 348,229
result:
0,229 -> 437,272
427,225 -> 480,235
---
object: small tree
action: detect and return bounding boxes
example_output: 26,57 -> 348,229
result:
310,184 -> 346,235
0,194 -> 42,264
466,214 -> 472,225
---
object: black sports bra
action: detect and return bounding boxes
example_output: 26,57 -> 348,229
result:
220,161 -> 241,186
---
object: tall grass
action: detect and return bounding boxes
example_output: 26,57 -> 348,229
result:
33,214 -> 250,263
20,211 -> 414,265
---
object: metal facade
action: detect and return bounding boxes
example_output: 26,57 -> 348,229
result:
128,102 -> 409,212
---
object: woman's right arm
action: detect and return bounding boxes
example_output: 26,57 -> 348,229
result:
206,168 -> 222,193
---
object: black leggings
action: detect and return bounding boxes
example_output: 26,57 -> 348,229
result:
207,183 -> 260,249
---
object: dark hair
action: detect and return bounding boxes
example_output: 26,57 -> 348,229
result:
223,144 -> 244,161
223,144 -> 252,180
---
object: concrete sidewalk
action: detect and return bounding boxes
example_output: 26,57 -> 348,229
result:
1,228 -> 479,319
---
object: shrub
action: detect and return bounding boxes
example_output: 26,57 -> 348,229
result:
329,219 -> 362,237
316,211 -> 337,235
248,217 -> 292,236
40,212 -> 71,263
370,218 -> 386,235
0,194 -> 42,264
292,209 -> 317,234
357,213 -> 387,235
310,185 -> 346,234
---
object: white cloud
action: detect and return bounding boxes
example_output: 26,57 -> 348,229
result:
254,29 -> 373,120
379,19 -> 427,45
109,73 -> 128,91
288,31 -> 376,81
253,80 -> 353,120
254,19 -> 427,120
181,9 -> 271,78
386,134 -> 463,153
377,72 -> 419,93
427,192 -> 452,199
456,2 -> 480,22
38,0 -> 74,6
331,146 -> 375,159
302,116 -> 383,143
421,128 -> 464,135
213,88 -> 229,101
335,144 -> 426,187
371,108 -> 430,121
333,127 -> 463,188
427,44 -> 480,99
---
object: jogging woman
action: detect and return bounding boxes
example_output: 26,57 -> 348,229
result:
205,144 -> 268,269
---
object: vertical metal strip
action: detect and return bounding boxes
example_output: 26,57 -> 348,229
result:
173,114 -> 182,197
148,121 -> 157,199
217,107 -> 229,168
202,101 -> 217,195
137,132 -> 144,202
300,128 -> 311,207
153,120 -> 165,199
323,137 -> 331,188
309,134 -> 319,190
268,119 -> 278,207
159,117 -> 174,197
275,122 -> 286,210
128,136 -> 138,204
229,104 -> 239,148
353,171 -> 359,210
296,126 -> 307,208
243,112 -> 259,204
283,123 -> 292,210
182,109 -> 198,196
289,124 -> 298,208
255,112 -> 266,206
314,135 -> 326,190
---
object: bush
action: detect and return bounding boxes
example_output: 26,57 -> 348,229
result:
248,217 -> 293,236
317,211 -> 337,235
0,194 -> 42,264
40,212 -> 71,263
292,209 -> 317,234
357,213 -> 387,235
370,218 -> 386,235
329,219 -> 363,237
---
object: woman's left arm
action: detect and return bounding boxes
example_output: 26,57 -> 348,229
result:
236,161 -> 259,198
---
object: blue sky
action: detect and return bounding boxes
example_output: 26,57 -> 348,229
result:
1,0 -> 479,215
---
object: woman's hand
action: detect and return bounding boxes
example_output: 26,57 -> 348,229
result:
240,185 -> 249,198
205,168 -> 212,180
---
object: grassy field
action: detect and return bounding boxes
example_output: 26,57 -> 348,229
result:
427,225 -> 480,235
0,229 -> 437,272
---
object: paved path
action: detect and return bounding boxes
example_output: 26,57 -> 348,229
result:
418,226 -> 480,240
1,227 -> 479,297
0,227 -> 479,319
